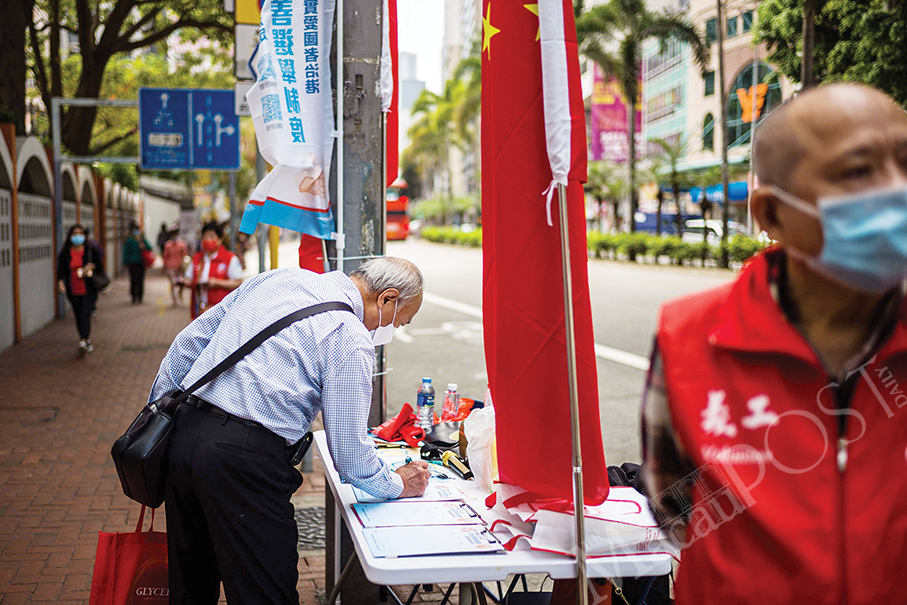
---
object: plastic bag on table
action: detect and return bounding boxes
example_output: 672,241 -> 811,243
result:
462,404 -> 497,493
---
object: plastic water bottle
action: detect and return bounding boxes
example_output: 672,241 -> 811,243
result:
417,378 -> 435,431
442,383 -> 459,420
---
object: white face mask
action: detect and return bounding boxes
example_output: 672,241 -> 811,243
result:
370,299 -> 398,346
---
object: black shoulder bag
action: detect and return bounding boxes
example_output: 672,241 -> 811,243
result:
111,301 -> 354,508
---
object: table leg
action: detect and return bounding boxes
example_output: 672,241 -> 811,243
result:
404,585 -> 420,605
475,582 -> 489,605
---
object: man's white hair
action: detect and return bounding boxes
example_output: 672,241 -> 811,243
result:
350,257 -> 424,303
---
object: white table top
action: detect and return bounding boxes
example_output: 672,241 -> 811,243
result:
314,431 -> 673,585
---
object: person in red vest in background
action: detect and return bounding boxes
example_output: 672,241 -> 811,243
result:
642,83 -> 907,604
185,222 -> 244,319
298,233 -> 326,273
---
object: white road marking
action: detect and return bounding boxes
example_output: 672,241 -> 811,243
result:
394,326 -> 414,343
422,292 -> 651,372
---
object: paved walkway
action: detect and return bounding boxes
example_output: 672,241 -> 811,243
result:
0,265 -> 482,604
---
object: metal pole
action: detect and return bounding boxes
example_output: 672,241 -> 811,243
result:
716,0 -> 731,267
52,98 -> 65,318
229,171 -> 238,252
747,41 -> 758,235
335,0 -> 345,273
256,145 -> 267,273
556,182 -> 587,605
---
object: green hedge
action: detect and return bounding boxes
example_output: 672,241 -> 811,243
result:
423,227 -> 768,267
421,226 -> 482,248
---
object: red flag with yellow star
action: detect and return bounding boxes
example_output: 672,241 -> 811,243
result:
482,0 -> 609,504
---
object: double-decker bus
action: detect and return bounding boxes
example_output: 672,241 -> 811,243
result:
386,178 -> 410,241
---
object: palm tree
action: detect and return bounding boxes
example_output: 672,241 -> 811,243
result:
639,154 -> 667,236
407,80 -> 463,203
650,136 -> 692,237
576,0 -> 709,243
586,161 -> 619,232
452,54 -> 482,192
694,166 -> 722,262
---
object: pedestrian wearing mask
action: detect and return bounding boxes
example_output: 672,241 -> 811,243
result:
184,222 -> 244,319
149,256 -> 428,604
123,221 -> 152,303
57,224 -> 102,356
642,84 -> 907,604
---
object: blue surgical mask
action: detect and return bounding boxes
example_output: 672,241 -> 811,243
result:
771,184 -> 907,293
70,234 -> 86,246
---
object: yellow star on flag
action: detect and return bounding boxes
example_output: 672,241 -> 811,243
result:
524,4 -> 540,41
483,2 -> 501,60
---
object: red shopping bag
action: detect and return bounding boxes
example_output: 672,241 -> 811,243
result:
89,505 -> 169,605
141,249 -> 156,269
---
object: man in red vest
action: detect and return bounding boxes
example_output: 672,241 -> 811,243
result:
185,222 -> 244,319
642,84 -> 907,603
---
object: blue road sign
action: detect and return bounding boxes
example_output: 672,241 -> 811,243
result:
139,89 -> 191,170
139,88 -> 240,171
192,90 -> 241,170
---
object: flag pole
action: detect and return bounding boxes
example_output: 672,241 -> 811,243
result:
556,181 -> 588,605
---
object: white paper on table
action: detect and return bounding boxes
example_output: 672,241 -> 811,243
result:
362,525 -> 506,558
353,483 -> 466,503
351,501 -> 484,528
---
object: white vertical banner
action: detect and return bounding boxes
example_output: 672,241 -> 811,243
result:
538,0 -> 571,227
240,0 -> 338,239
380,0 -> 393,113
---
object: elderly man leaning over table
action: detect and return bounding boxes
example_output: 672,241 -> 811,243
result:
149,257 -> 431,605
641,83 -> 907,604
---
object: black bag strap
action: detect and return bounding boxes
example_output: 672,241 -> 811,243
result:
173,301 -> 354,404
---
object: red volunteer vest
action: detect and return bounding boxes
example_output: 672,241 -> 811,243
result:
189,246 -> 236,319
658,249 -> 907,604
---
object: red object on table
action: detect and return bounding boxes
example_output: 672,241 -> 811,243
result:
372,402 -> 424,447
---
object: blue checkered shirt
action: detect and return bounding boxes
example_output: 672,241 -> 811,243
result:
149,268 -> 404,499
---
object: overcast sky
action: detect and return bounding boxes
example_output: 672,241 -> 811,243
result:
397,0 -> 445,93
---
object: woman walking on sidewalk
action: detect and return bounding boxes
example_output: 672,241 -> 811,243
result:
123,221 -> 152,303
57,224 -> 102,356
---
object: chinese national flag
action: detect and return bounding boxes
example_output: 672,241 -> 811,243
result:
482,0 -> 609,504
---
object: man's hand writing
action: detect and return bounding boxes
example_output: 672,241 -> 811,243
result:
394,460 -> 431,498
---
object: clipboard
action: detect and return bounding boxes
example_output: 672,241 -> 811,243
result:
351,501 -> 484,528
362,525 -> 506,558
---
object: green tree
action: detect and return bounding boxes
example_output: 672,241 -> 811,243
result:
26,0 -> 231,155
755,0 -> 907,105
0,1 -> 35,133
693,165 -> 722,261
639,153 -> 666,236
576,0 -> 709,244
585,160 -> 627,233
650,136 -> 691,237
407,82 -> 460,202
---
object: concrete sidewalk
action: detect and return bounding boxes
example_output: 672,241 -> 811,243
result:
0,266 -> 479,604
0,268 -> 335,604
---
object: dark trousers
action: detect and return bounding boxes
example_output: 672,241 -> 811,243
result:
165,403 -> 303,605
127,262 -> 145,301
66,294 -> 94,340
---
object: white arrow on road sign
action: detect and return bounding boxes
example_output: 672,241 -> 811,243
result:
213,114 -> 236,147
195,114 -> 206,142
161,92 -> 170,109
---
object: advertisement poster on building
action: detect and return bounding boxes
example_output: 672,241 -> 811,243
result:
240,0 -> 338,240
589,65 -> 643,163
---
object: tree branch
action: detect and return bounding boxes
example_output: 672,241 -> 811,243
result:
115,18 -> 232,53
75,0 -> 95,57
97,0 -> 140,54
119,7 -> 161,44
88,127 -> 139,156
27,17 -> 52,120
